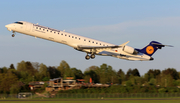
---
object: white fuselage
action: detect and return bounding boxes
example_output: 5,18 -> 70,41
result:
5,21 -> 152,61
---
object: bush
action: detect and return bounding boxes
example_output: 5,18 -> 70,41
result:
158,88 -> 167,93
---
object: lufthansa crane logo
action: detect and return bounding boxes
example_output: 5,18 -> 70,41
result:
146,46 -> 154,54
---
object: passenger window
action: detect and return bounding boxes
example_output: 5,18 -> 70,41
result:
65,34 -> 67,36
69,35 -> 70,37
61,33 -> 63,35
54,32 -> 56,33
79,38 -> 80,40
84,39 -> 86,41
100,43 -> 101,45
58,33 -> 59,34
96,42 -> 98,44
47,30 -> 48,32
36,27 -> 38,29
39,28 -> 41,30
75,37 -> 77,39
72,36 -> 74,38
89,40 -> 90,42
43,29 -> 45,31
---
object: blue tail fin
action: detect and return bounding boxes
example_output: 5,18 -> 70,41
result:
139,41 -> 164,56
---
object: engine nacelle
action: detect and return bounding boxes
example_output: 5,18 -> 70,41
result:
123,46 -> 138,55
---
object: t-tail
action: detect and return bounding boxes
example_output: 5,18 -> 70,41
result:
137,41 -> 173,57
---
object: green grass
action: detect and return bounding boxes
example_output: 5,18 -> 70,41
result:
0,99 -> 180,103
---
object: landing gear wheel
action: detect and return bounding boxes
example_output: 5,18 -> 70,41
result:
85,55 -> 90,60
90,54 -> 95,59
12,34 -> 15,37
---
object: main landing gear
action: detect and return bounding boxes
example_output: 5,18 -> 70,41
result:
12,31 -> 15,37
85,53 -> 95,60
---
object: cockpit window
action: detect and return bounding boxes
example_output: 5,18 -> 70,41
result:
14,22 -> 23,25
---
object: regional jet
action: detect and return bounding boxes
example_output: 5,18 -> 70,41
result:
5,21 -> 172,61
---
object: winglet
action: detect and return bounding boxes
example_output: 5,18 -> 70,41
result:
119,41 -> 130,47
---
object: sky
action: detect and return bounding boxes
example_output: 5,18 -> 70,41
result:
0,0 -> 180,75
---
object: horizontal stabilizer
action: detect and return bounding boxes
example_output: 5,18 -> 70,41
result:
151,43 -> 173,47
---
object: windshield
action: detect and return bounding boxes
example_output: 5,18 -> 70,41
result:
14,22 -> 23,25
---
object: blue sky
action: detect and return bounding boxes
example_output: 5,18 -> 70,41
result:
0,0 -> 180,75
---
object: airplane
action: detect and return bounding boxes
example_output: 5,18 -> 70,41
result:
5,21 -> 173,61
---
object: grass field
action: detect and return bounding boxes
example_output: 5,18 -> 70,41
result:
1,99 -> 180,103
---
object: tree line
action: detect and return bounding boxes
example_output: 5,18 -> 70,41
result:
0,60 -> 180,94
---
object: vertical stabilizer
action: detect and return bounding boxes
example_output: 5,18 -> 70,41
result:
139,41 -> 164,56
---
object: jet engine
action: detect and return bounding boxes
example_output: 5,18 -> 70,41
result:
123,46 -> 138,55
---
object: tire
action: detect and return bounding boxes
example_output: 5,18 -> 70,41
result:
85,55 -> 90,60
90,54 -> 95,59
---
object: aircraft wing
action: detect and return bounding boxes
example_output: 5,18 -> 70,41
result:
77,45 -> 119,49
77,41 -> 130,49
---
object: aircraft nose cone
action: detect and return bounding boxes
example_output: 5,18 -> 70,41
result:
5,24 -> 9,28
5,24 -> 12,31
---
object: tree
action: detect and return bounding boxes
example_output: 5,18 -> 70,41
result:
117,69 -> 125,84
85,66 -> 99,71
144,69 -> 161,81
48,66 -> 60,79
84,70 -> 98,83
132,68 -> 140,77
9,64 -> 15,69
117,69 -> 125,78
94,64 -> 118,84
71,68 -> 83,79
17,61 -> 38,84
126,69 -> 132,80
155,68 -> 179,87
149,78 -> 156,85
31,62 -> 40,70
156,74 -> 174,87
0,67 -> 8,73
84,75 -> 91,83
0,70 -> 18,93
17,61 -> 26,71
38,63 -> 50,81
57,60 -> 74,79
162,68 -> 179,80
129,76 -> 145,85
17,61 -> 38,76
10,83 -> 21,94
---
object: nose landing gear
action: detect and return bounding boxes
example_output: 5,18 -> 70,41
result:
12,34 -> 15,37
12,31 -> 15,37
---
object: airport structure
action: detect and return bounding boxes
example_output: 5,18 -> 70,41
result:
29,77 -> 110,92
